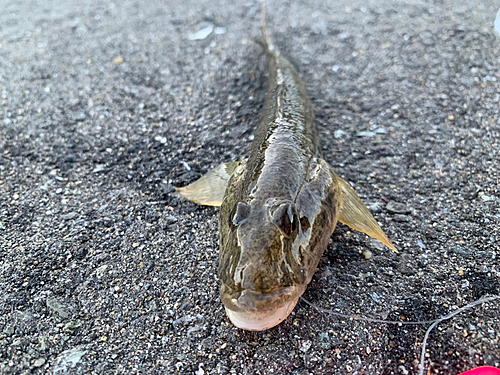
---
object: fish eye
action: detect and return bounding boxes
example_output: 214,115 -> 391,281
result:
291,213 -> 298,233
273,203 -> 298,236
231,202 -> 250,226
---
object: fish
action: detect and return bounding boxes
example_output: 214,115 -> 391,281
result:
176,20 -> 396,331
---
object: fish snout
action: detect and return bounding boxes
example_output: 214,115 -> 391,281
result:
220,284 -> 306,331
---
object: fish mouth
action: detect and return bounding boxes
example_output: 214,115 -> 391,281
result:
225,298 -> 299,331
221,284 -> 306,331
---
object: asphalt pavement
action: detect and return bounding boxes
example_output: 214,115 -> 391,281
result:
1,0 -> 499,374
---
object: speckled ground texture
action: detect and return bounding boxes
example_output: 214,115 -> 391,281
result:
1,0 -> 500,374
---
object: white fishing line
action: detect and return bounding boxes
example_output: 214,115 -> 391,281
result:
301,294 -> 500,374
417,295 -> 500,375
301,297 -> 436,325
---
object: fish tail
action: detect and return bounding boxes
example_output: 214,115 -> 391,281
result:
261,3 -> 272,51
255,3 -> 277,56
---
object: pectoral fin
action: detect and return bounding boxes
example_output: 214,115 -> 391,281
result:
338,177 -> 396,251
176,161 -> 243,207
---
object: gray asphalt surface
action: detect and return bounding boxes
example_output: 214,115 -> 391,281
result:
1,0 -> 500,374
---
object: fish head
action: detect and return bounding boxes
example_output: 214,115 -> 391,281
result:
218,191 -> 336,330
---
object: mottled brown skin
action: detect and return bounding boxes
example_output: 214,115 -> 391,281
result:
218,47 -> 342,315
176,38 -> 394,328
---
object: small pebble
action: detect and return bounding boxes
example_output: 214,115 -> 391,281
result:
357,131 -> 376,137
416,240 -> 427,250
214,27 -> 226,35
164,216 -> 178,225
96,265 -> 108,277
93,164 -> 106,173
299,340 -> 312,352
33,358 -> 45,367
46,298 -> 69,319
334,129 -> 345,138
61,212 -> 77,220
188,24 -> 214,41
63,320 -> 82,333
386,202 -> 410,214
368,202 -> 383,213
155,136 -> 167,144
3,325 -> 15,336
450,246 -> 471,256
181,161 -> 191,171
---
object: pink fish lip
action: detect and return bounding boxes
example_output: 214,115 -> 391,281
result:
221,284 -> 307,331
225,298 -> 299,331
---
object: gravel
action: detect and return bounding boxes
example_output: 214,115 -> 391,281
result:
1,0 -> 499,374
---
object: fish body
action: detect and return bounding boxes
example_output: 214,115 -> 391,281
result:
177,37 -> 395,331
